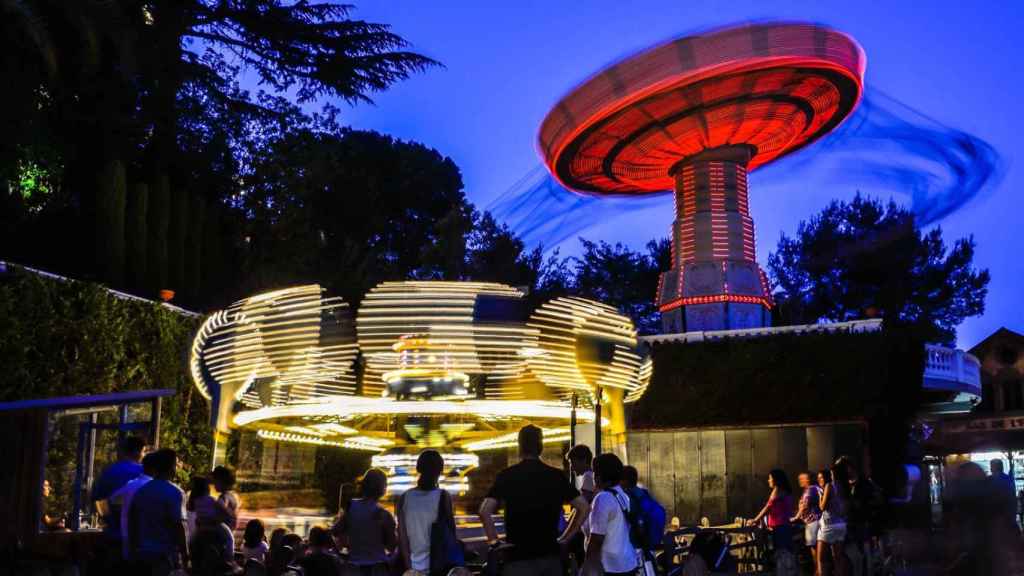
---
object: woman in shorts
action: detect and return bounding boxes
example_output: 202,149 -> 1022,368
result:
817,464 -> 849,576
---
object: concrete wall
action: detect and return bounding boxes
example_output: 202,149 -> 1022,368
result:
626,423 -> 865,525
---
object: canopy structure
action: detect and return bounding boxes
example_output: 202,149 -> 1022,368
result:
539,23 -> 865,333
190,281 -> 651,479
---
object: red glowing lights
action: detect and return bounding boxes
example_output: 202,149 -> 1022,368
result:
539,22 -> 864,331
539,23 -> 865,196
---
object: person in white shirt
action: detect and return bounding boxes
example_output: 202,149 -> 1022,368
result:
398,450 -> 451,574
584,453 -> 638,576
112,451 -> 157,559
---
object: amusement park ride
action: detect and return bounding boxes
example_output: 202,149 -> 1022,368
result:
540,22 -> 864,332
191,282 -> 651,493
190,22 -> 864,495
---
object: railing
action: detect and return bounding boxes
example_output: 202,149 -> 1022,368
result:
923,344 -> 981,397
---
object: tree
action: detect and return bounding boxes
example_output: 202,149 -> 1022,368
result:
572,238 -> 670,334
241,128 -> 473,305
126,183 -> 149,292
465,212 -> 543,289
95,159 -> 127,286
768,194 -> 989,345
147,175 -> 171,293
1,1 -> 435,306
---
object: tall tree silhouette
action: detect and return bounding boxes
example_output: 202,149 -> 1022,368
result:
768,194 -> 989,345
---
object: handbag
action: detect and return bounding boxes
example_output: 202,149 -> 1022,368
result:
428,489 -> 464,576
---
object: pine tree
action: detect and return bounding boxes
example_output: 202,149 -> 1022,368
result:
127,182 -> 149,292
167,189 -> 189,294
148,174 -> 170,293
185,196 -> 205,303
95,159 -> 127,287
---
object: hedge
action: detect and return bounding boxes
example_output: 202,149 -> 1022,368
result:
631,328 -> 926,429
0,266 -> 211,482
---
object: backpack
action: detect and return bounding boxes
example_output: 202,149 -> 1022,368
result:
608,488 -> 649,551
632,487 -> 667,550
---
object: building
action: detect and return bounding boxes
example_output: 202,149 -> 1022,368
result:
627,319 -> 980,526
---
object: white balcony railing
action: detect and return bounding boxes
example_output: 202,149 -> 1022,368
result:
923,344 -> 981,397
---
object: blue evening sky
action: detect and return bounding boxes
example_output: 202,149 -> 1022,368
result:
333,1 -> 1022,349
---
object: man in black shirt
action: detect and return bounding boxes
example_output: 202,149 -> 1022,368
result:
480,425 -> 590,576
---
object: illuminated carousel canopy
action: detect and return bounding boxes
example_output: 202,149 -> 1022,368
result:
190,281 -> 652,456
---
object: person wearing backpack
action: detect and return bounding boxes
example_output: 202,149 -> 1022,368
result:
397,451 -> 464,576
584,453 -> 639,576
622,465 -> 667,551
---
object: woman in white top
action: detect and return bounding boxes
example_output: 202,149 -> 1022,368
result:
583,453 -> 638,576
241,518 -> 270,563
397,450 -> 452,574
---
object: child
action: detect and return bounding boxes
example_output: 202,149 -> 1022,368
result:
241,519 -> 270,563
186,477 -> 218,539
212,466 -> 240,531
188,475 -> 235,559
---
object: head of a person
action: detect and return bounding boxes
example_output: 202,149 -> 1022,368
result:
797,472 -> 812,489
211,465 -> 236,492
359,468 -> 388,500
281,532 -> 303,556
834,455 -> 859,481
150,448 -> 177,481
566,444 -> 593,474
830,461 -> 851,495
622,465 -> 639,489
592,453 -> 624,489
416,450 -> 444,491
991,459 -> 1006,475
957,461 -> 986,482
119,435 -> 146,463
188,476 -> 211,501
518,425 -> 543,459
243,518 -> 266,548
307,525 -> 332,551
141,452 -> 161,477
269,527 -> 288,552
768,469 -> 791,494
818,468 -> 832,487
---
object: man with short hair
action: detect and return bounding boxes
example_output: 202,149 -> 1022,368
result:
584,453 -> 637,576
93,436 -> 146,537
567,444 -> 596,502
989,459 -> 1019,532
92,436 -> 146,567
126,449 -> 189,575
480,425 -> 590,576
791,472 -> 822,569
622,465 -> 667,551
112,452 -> 159,558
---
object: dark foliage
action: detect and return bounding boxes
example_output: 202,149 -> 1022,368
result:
0,266 -> 211,484
631,327 -> 926,496
573,238 -> 670,335
768,195 -> 989,345
632,328 -> 925,429
0,0 -> 436,307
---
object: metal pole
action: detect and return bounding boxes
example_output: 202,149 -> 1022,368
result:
118,403 -> 129,445
151,397 -> 162,448
594,387 -> 602,456
71,423 -> 88,531
570,393 -> 577,448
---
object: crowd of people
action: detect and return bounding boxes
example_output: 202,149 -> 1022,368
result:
88,426 -> 669,576
88,429 -> 1020,576
743,458 -> 882,576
